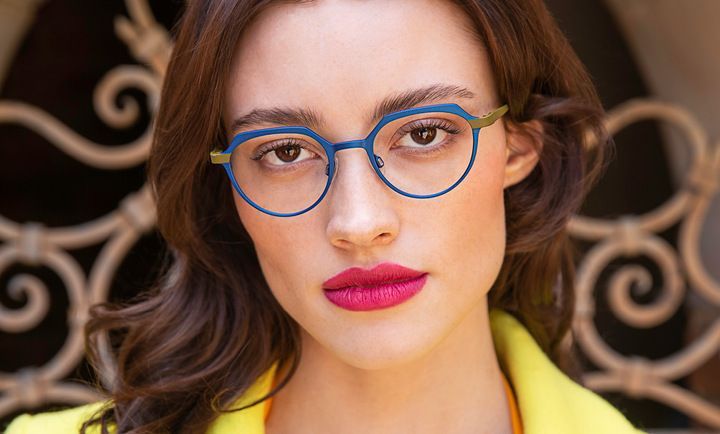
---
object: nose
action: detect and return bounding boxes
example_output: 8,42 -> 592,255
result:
324,147 -> 400,251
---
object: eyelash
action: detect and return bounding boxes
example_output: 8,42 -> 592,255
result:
250,139 -> 307,161
400,119 -> 461,136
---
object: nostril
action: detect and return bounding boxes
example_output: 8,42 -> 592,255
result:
376,232 -> 393,244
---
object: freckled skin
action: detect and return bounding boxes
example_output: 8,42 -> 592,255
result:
223,1 -> 540,433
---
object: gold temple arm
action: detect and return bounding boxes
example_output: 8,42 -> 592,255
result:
210,150 -> 230,164
468,104 -> 509,129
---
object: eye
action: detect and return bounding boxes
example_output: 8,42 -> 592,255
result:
394,119 -> 463,152
251,139 -> 321,166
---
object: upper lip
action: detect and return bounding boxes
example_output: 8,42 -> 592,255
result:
322,261 -> 427,290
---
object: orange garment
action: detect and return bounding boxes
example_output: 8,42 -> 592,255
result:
263,370 -> 523,434
263,378 -> 275,422
501,368 -> 524,434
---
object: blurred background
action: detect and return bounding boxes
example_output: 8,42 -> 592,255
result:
0,1 -> 719,432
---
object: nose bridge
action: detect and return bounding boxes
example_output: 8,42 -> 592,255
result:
327,137 -> 376,184
330,139 -> 375,186
325,138 -> 398,249
325,130 -> 390,206
330,137 -> 384,175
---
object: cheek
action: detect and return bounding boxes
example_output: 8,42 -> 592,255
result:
464,142 -> 507,233
233,193 -> 266,250
439,138 -> 507,289
232,192 -> 316,307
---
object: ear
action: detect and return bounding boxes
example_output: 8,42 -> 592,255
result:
503,119 -> 544,189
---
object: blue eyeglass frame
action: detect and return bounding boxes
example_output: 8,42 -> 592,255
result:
210,102 -> 509,217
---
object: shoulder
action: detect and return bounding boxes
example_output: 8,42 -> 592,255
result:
4,401 -> 112,434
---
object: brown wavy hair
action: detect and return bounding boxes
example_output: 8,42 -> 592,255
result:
81,0 -> 611,432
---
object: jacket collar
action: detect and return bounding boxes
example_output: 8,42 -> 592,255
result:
488,309 -> 643,434
208,308 -> 643,434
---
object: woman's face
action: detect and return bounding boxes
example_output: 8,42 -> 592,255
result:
224,0 -> 539,369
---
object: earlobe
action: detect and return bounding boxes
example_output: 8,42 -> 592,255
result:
503,119 -> 544,189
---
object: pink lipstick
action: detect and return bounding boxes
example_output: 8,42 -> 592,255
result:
322,262 -> 428,311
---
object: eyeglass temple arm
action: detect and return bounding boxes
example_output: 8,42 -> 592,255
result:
210,150 -> 230,164
468,104 -> 509,129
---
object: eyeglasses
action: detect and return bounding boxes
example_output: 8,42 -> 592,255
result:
210,102 -> 509,217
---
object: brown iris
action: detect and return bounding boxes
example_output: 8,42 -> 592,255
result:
411,127 -> 436,145
276,145 -> 301,162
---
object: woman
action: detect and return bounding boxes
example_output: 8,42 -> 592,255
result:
5,0 -> 646,433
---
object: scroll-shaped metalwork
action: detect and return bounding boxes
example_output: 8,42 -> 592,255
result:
0,0 -> 169,418
570,100 -> 720,428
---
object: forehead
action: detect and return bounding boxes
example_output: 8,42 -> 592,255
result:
225,0 -> 497,132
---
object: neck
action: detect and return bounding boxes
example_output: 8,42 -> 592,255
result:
265,300 -> 513,434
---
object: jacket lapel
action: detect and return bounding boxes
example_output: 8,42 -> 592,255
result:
490,308 -> 644,434
207,363 -> 277,434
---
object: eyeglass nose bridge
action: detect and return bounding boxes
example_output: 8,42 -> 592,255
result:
333,138 -> 367,151
325,138 -> 386,176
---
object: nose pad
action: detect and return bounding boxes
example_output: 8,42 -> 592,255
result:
374,154 -> 384,169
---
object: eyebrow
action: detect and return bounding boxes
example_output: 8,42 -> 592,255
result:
227,83 -> 476,134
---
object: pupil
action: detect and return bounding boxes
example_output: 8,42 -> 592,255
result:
276,145 -> 300,162
411,127 -> 436,145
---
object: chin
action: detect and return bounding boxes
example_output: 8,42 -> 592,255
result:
320,323 -> 448,371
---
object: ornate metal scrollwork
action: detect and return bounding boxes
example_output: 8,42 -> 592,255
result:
0,0 -> 168,417
570,100 -> 720,429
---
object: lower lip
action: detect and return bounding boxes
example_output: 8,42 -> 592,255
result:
323,274 -> 428,311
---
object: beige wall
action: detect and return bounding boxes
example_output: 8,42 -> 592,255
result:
605,0 -> 720,280
0,0 -> 44,89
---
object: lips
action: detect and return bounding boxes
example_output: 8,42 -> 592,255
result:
322,261 -> 427,291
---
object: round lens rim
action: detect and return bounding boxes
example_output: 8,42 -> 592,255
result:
365,115 -> 480,199
225,128 -> 335,217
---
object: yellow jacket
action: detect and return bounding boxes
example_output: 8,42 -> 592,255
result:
4,309 -> 646,434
